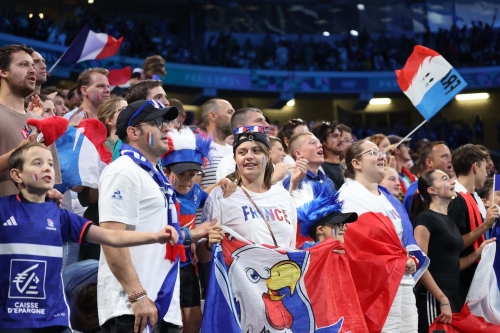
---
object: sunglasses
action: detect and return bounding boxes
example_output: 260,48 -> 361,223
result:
234,125 -> 266,134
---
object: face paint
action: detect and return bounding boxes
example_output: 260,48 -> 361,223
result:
94,91 -> 98,102
32,174 -> 38,181
261,157 -> 265,167
174,179 -> 177,186
147,132 -> 154,146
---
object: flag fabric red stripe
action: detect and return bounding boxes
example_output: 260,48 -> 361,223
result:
429,304 -> 500,332
96,36 -> 123,59
395,45 -> 440,92
344,211 -> 407,333
107,66 -> 132,87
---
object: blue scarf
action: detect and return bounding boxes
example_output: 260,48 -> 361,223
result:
120,143 -> 185,260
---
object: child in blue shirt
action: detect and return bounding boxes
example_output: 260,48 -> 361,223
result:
0,142 -> 178,332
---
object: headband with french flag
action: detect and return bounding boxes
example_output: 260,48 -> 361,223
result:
233,125 -> 265,134
393,45 -> 468,146
48,24 -> 123,73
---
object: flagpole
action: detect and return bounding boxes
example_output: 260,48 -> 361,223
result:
48,24 -> 89,73
394,120 -> 427,148
48,56 -> 63,74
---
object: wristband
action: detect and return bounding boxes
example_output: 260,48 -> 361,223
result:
408,255 -> 419,268
205,240 -> 213,252
182,227 -> 191,245
128,290 -> 147,303
439,303 -> 450,307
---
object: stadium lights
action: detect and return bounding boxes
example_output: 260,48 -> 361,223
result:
29,13 -> 33,18
350,30 -> 359,36
39,13 -> 44,19
357,4 -> 365,11
287,99 -> 295,107
323,31 -> 330,37
369,98 -> 391,105
88,0 -> 94,3
455,93 -> 489,101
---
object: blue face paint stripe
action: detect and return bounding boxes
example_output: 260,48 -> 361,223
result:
261,157 -> 265,167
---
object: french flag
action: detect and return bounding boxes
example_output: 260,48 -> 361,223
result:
201,227 -> 368,333
60,25 -> 123,64
108,66 -> 132,89
395,45 -> 467,120
428,223 -> 500,332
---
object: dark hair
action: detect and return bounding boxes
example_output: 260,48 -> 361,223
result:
475,144 -> 491,162
125,80 -> 163,104
311,121 -> 337,145
337,123 -> 352,134
227,132 -> 274,190
344,140 -> 366,179
75,68 -> 109,99
0,44 -> 34,71
277,118 -> 307,151
142,55 -> 166,79
230,107 -> 263,130
411,169 -> 439,221
477,178 -> 493,200
67,86 -> 79,100
451,144 -> 488,177
75,282 -> 98,321
418,141 -> 446,171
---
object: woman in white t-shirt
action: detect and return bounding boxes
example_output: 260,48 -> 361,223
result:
338,140 -> 429,333
198,128 -> 297,263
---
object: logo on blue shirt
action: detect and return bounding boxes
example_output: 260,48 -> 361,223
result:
9,260 -> 46,299
112,190 -> 123,200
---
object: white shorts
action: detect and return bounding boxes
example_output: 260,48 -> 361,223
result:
381,284 -> 418,333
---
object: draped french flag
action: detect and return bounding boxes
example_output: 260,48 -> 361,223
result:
54,126 -> 104,193
201,227 -> 368,333
428,223 -> 500,332
60,25 -> 123,64
338,179 -> 429,333
395,45 -> 467,120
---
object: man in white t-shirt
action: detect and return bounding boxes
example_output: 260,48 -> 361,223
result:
98,99 -> 182,333
196,99 -> 235,188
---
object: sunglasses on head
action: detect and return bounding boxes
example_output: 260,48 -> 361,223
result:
234,125 -> 266,134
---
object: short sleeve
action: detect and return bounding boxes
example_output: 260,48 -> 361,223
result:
215,155 -> 236,181
448,195 -> 468,232
98,172 -> 140,225
201,191 -> 222,225
414,211 -> 439,234
199,189 -> 208,207
60,209 -> 92,244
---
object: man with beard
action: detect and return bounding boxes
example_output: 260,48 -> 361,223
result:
32,51 -> 47,95
0,44 -> 62,197
196,99 -> 234,189
312,122 -> 345,190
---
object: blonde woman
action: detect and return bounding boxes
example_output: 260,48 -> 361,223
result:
97,96 -> 127,153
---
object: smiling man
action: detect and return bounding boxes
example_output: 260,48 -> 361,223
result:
0,44 -> 62,197
312,122 -> 345,190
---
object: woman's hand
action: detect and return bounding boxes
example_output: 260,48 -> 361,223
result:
191,218 -> 218,243
208,224 -> 224,247
437,303 -> 453,324
405,257 -> 416,274
220,178 -> 237,198
476,237 -> 496,256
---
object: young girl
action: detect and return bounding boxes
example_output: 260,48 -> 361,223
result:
0,143 -> 178,332
412,169 -> 495,332
379,166 -> 402,200
268,136 -> 286,165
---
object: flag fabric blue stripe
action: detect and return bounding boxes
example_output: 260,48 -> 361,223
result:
54,127 -> 85,193
414,68 -> 467,121
155,256 -> 180,321
494,174 -> 500,192
60,25 -> 90,64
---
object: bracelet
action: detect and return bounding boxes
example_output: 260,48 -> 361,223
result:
439,303 -> 450,307
128,290 -> 147,303
205,240 -> 212,252
131,294 -> 147,303
182,227 -> 192,245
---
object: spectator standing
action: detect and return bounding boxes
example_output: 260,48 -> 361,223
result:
387,135 -> 416,195
31,51 -> 47,95
312,122 -> 345,190
277,118 -> 309,164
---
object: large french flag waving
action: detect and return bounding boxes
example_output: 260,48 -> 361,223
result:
395,45 -> 467,120
60,25 -> 123,64
201,227 -> 368,333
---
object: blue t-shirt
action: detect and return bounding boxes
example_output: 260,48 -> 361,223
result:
0,195 -> 91,330
282,169 -> 334,191
175,183 -> 208,267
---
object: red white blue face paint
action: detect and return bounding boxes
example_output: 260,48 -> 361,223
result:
174,179 -> 177,186
32,174 -> 38,182
147,132 -> 154,146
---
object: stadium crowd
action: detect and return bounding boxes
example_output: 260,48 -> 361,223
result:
2,6 -> 500,71
0,37 -> 499,333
